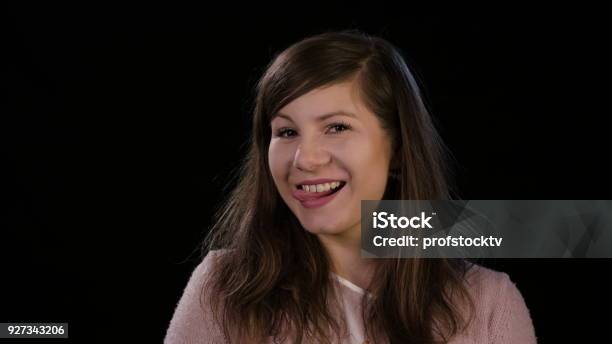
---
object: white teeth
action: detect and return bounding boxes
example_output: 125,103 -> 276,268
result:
301,181 -> 343,193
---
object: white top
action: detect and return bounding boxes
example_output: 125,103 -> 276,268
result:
330,272 -> 370,343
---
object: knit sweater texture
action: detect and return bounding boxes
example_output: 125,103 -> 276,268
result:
165,250 -> 537,343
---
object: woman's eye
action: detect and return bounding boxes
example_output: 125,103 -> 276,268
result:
274,122 -> 351,138
277,128 -> 297,138
327,122 -> 352,134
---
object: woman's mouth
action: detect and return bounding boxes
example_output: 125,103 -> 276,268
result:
291,181 -> 347,208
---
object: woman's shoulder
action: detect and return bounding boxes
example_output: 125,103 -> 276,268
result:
164,249 -> 231,344
462,262 -> 528,316
464,263 -> 513,295
179,249 -> 231,291
454,262 -> 538,343
193,249 -> 231,274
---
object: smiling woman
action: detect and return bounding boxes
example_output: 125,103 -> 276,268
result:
165,30 -> 537,344
269,81 -> 393,238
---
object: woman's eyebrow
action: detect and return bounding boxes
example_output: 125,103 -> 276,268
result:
274,111 -> 357,122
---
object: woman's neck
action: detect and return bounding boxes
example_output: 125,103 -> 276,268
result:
317,226 -> 376,291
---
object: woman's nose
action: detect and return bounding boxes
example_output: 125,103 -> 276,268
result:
293,139 -> 331,172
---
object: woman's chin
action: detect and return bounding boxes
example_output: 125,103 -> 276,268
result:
300,220 -> 353,237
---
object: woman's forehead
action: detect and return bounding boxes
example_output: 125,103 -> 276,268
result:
272,82 -> 369,123
274,110 -> 357,124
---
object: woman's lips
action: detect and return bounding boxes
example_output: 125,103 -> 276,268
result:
291,183 -> 345,208
292,188 -> 336,201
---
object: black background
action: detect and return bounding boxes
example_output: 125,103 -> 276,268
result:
3,3 -> 611,343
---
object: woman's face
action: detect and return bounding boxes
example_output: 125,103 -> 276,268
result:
268,80 -> 393,240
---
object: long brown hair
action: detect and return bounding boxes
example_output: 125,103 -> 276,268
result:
203,30 -> 474,343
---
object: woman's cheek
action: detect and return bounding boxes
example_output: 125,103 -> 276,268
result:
269,143 -> 293,182
267,143 -> 283,182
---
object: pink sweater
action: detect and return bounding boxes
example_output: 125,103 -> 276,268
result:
165,250 -> 537,343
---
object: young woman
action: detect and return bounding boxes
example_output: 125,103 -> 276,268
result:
165,31 -> 537,344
